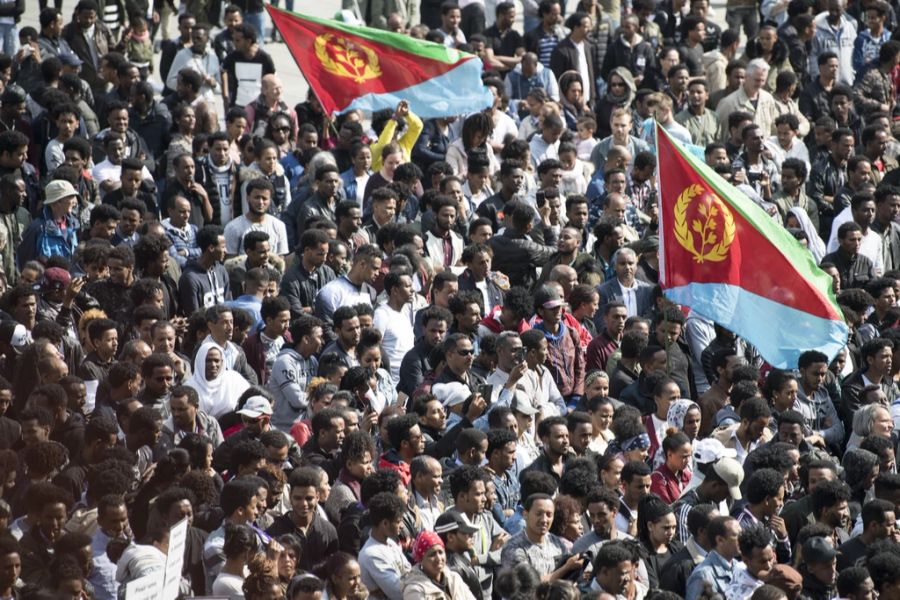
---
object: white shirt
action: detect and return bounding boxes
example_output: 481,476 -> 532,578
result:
373,303 -> 415,384
212,572 -> 247,598
90,160 -> 153,198
223,214 -> 290,256
491,111 -> 519,147
619,279 -> 638,317
825,206 -> 885,275
575,40 -> 591,103
355,173 -> 370,206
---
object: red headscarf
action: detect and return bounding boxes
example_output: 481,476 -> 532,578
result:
412,531 -> 444,563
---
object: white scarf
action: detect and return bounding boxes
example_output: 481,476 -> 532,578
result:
187,342 -> 250,418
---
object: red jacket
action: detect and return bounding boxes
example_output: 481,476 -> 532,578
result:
241,331 -> 292,385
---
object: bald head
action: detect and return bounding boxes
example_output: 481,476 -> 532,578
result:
261,75 -> 283,101
549,264 -> 578,295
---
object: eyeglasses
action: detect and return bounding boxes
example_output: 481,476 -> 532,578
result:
456,348 -> 475,356
274,126 -> 291,132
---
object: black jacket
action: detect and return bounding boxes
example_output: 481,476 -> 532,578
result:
412,119 -> 452,169
279,263 -> 336,320
129,101 -> 173,163
821,248 -> 874,291
807,154 -> 847,237
489,227 -> 556,289
619,372 -> 656,415
601,35 -> 655,81
658,543 -> 701,596
398,339 -> 434,398
457,268 -> 504,310
550,38 -> 596,97
91,127 -> 156,175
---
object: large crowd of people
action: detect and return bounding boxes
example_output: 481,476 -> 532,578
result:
0,0 -> 896,599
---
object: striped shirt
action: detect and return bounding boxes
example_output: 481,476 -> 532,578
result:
537,32 -> 561,67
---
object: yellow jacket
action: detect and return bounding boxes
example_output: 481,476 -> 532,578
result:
371,110 -> 424,172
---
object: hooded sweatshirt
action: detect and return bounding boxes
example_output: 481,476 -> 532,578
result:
177,259 -> 232,316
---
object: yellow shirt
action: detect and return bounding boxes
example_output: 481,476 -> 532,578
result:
370,110 -> 424,172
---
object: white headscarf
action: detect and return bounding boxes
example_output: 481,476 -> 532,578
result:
788,206 -> 826,262
187,342 -> 250,418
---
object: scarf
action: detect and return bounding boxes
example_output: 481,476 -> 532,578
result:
187,342 -> 250,419
667,399 -> 700,431
338,468 -> 362,502
621,432 -> 651,451
604,66 -> 636,106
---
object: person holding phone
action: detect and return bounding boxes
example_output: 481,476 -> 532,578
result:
500,493 -> 585,581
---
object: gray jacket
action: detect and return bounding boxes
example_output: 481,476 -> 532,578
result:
268,347 -> 318,432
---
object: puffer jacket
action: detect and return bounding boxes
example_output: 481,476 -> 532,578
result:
401,566 -> 477,600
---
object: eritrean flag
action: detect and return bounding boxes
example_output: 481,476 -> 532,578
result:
266,6 -> 494,118
656,123 -> 848,369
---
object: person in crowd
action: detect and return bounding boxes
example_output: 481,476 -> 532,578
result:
0,3 -> 896,599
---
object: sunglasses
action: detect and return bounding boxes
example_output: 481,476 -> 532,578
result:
610,82 -> 626,88
274,126 -> 291,132
456,348 -> 475,356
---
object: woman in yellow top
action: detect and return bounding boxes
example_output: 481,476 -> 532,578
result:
370,100 -> 424,172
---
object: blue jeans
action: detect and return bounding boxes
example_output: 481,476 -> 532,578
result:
270,0 -> 295,11
0,23 -> 17,57
245,11 -> 266,47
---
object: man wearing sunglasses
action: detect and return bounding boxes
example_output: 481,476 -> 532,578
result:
434,332 -> 487,394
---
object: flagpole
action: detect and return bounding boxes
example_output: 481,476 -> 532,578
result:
268,6 -> 340,139
654,121 -> 665,290
653,120 -> 674,380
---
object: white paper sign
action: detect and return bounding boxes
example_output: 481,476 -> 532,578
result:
126,573 -> 159,600
159,517 -> 189,600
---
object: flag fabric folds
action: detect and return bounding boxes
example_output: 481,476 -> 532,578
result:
266,6 -> 494,118
655,123 -> 849,369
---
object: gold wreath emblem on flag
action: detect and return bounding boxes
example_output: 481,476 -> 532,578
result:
314,33 -> 382,83
673,184 -> 736,263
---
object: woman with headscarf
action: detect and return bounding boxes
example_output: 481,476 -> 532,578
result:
594,67 -> 636,139
606,406 -> 652,463
401,531 -> 476,600
787,206 -> 826,262
188,342 -> 251,419
668,399 -> 702,442
559,71 -> 591,131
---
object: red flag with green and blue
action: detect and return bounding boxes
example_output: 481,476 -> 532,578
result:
656,123 -> 848,369
266,6 -> 494,118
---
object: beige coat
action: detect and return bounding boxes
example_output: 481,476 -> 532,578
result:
716,86 -> 780,142
401,566 -> 478,600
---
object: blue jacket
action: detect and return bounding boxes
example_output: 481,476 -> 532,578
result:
685,551 -> 737,600
17,208 -> 78,270
852,28 -> 890,74
340,168 -> 371,204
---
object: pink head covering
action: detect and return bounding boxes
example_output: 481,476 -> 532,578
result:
413,531 -> 444,563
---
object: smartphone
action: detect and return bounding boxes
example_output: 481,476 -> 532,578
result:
478,384 -> 494,401
513,347 -> 526,364
536,190 -> 547,208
